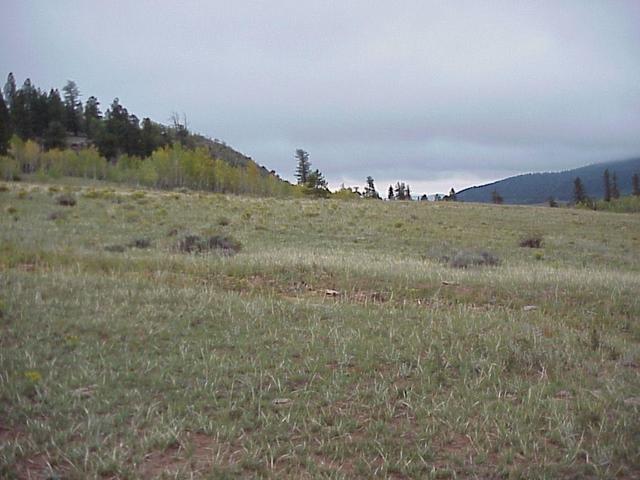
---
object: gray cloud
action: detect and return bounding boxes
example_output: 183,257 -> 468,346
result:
2,0 -> 639,193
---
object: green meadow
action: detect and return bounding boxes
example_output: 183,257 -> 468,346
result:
1,179 -> 639,479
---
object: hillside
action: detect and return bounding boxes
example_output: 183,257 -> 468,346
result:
0,74 -> 285,183
189,133 -> 276,177
457,157 -> 640,204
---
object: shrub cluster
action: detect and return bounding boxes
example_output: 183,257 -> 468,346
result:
175,234 -> 242,255
519,234 -> 543,248
449,250 -> 500,269
56,194 -> 76,206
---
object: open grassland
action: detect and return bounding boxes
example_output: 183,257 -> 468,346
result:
1,179 -> 639,479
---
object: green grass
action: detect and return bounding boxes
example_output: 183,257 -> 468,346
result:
1,179 -> 639,479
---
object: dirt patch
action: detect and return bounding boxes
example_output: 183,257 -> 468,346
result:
13,454 -> 54,480
47,211 -> 66,221
140,432 -> 241,478
0,425 -> 21,443
5,435 -> 70,480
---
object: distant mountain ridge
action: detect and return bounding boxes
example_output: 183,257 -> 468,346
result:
457,158 -> 640,204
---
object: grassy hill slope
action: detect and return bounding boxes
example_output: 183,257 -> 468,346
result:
1,178 -> 639,478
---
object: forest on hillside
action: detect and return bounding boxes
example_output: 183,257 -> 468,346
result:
0,73 -> 298,196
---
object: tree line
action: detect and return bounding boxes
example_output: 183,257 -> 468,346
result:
0,73 -> 194,158
573,168 -> 639,206
294,150 -> 464,201
0,73 -> 297,196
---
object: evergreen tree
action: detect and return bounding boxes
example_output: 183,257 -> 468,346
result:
84,96 -> 102,138
406,185 -> 411,200
633,173 -> 640,197
603,169 -> 611,202
303,168 -> 329,197
491,190 -> 504,204
12,79 -> 35,139
306,169 -> 327,189
48,89 -> 65,125
96,98 -> 142,158
125,113 -> 143,156
294,149 -> 310,184
140,118 -> 165,157
62,80 -> 83,135
611,172 -> 620,199
96,98 -> 127,159
447,188 -> 457,201
44,121 -> 67,150
434,193 -> 442,201
573,177 -> 587,204
30,88 -> 50,138
364,176 -> 379,199
394,181 -> 406,200
3,73 -> 16,112
420,194 -> 428,201
0,91 -> 12,154
388,185 -> 394,200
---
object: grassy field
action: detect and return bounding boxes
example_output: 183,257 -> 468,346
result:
1,178 -> 639,479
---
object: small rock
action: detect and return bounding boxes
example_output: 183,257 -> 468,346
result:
523,305 -> 538,311
72,385 -> 96,398
272,398 -> 291,406
441,281 -> 459,286
325,289 -> 340,297
555,390 -> 572,399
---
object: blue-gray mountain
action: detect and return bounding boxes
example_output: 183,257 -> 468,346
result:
457,158 -> 640,205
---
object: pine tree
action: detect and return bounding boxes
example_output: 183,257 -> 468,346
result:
603,169 -> 611,202
31,88 -> 50,138
306,169 -> 327,189
364,176 -> 379,198
141,118 -> 165,157
394,181 -> 406,200
12,79 -> 35,139
491,190 -> 503,204
388,185 -> 394,200
62,80 -> 83,135
84,96 -> 102,138
574,177 -> 587,204
303,168 -> 329,197
447,188 -> 457,201
294,149 -> 310,184
633,173 -> 640,197
44,121 -> 67,150
406,185 -> 411,200
3,73 -> 16,112
0,91 -> 12,154
611,172 -> 620,199
48,89 -> 65,125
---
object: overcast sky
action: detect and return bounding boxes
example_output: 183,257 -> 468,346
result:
2,1 -> 640,194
